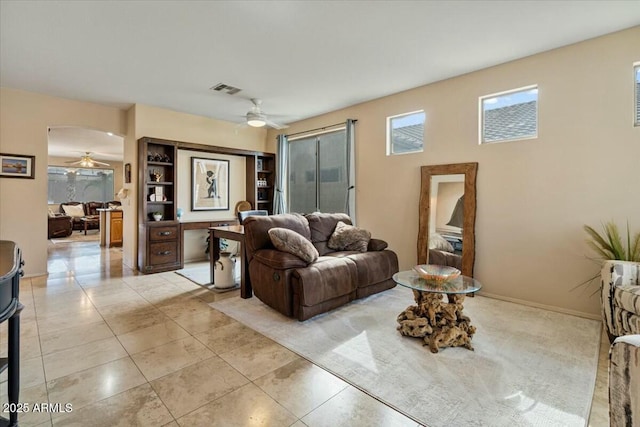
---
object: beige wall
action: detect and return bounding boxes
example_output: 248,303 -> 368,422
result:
124,104 -> 268,268
177,149 -> 245,262
0,88 -> 126,276
268,27 -> 640,317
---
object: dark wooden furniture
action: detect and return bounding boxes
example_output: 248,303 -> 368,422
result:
0,241 -> 24,427
98,209 -> 123,247
246,154 -> 276,214
137,136 -> 275,274
47,215 -> 72,238
138,138 -> 179,273
208,225 -> 250,297
80,217 -> 100,235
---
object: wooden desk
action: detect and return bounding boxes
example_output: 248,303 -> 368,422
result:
208,225 -> 251,298
179,219 -> 236,268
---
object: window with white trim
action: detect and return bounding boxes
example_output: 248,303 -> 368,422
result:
480,85 -> 538,144
634,64 -> 639,126
386,110 -> 425,155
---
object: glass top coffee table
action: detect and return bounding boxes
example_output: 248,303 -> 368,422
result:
392,268 -> 482,353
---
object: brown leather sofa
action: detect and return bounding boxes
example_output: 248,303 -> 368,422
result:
244,213 -> 399,321
47,215 -> 73,238
59,201 -> 121,231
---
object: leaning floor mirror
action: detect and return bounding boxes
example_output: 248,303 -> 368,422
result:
417,162 -> 478,277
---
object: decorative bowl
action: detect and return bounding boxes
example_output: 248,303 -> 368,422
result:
413,264 -> 460,285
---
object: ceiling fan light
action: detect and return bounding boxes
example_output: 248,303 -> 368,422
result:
247,118 -> 266,128
247,111 -> 266,128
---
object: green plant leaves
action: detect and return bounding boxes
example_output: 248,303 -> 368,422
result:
584,221 -> 640,262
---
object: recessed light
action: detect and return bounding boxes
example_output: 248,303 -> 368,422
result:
107,132 -> 113,136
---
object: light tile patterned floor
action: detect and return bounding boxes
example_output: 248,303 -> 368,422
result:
0,239 -> 608,426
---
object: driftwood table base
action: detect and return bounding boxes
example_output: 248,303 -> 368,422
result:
397,290 -> 476,353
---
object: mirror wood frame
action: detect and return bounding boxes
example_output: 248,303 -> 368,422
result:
417,162 -> 478,277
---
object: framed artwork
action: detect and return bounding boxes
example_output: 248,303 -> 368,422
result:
124,163 -> 131,183
0,153 -> 35,179
191,157 -> 229,211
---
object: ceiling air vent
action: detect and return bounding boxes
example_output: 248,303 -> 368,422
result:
210,83 -> 242,95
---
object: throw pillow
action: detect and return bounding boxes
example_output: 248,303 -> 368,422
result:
61,204 -> 85,218
428,233 -> 454,252
328,221 -> 371,252
268,227 -> 319,264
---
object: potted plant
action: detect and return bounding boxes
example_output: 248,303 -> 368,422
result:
584,221 -> 640,262
205,236 -> 229,258
152,212 -> 163,221
577,221 -> 640,293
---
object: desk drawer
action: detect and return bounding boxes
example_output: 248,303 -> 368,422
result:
149,241 -> 178,265
149,226 -> 178,241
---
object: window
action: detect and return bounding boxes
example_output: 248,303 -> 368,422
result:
288,129 -> 349,214
635,64 -> 640,126
48,166 -> 114,203
480,85 -> 538,144
387,110 -> 425,155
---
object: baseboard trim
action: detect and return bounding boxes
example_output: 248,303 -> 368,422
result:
476,291 -> 601,321
23,272 -> 48,279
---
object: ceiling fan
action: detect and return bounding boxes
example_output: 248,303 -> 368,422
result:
245,98 -> 289,130
65,152 -> 110,167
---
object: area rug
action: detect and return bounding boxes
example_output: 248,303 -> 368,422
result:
211,286 -> 601,427
50,230 -> 100,244
175,262 -> 240,292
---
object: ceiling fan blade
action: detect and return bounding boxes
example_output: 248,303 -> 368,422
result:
65,159 -> 84,165
264,118 -> 289,130
92,160 -> 111,166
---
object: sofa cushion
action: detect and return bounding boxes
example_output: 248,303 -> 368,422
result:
328,221 -> 371,252
292,256 -> 357,307
614,285 -> 640,316
85,201 -> 104,216
429,232 -> 454,252
368,238 -> 388,251
305,212 -> 352,255
61,204 -> 85,218
244,213 -> 311,263
253,249 -> 308,269
268,228 -> 319,264
327,250 -> 399,289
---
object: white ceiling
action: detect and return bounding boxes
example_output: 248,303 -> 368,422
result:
2,1 -> 639,157
48,127 -> 124,162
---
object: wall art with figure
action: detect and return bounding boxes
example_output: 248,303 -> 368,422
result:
191,157 -> 229,211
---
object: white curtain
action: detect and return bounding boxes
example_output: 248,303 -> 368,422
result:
273,134 -> 288,214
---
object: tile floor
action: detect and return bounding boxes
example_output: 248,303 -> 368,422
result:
0,239 -> 609,426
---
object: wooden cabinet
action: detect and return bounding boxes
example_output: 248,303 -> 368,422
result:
99,209 -> 123,247
246,154 -> 275,214
137,136 -> 275,274
138,137 -> 181,273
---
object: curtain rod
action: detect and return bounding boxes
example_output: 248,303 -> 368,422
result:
283,120 -> 357,139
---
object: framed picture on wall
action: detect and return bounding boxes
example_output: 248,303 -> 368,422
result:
124,163 -> 132,183
0,153 -> 35,179
191,157 -> 229,211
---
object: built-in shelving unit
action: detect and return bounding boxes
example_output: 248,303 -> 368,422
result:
246,154 -> 275,214
138,137 -> 180,273
137,137 -> 276,274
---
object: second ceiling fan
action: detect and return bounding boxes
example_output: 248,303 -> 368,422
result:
65,152 -> 110,167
